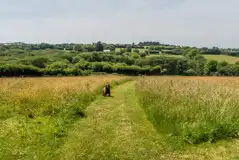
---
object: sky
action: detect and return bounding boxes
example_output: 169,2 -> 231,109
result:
0,0 -> 239,48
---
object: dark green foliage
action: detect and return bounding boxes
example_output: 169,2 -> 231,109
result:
150,66 -> 161,75
0,43 -> 238,77
217,64 -> 239,76
64,68 -> 83,76
204,60 -> 218,75
114,65 -> 150,75
96,41 -> 104,52
140,53 -> 147,58
0,64 -> 42,76
92,62 -> 105,72
200,47 -> 221,55
75,60 -> 91,70
103,63 -> 114,73
73,44 -> 83,52
30,57 -> 49,68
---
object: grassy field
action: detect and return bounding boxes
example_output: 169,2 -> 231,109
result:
0,75 -> 129,159
1,75 -> 239,159
136,76 -> 239,145
115,48 -> 146,53
147,54 -> 239,64
204,54 -> 239,63
148,54 -> 184,58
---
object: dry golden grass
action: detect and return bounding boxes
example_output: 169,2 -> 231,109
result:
0,75 -> 129,159
0,75 -> 126,102
0,75 -> 129,119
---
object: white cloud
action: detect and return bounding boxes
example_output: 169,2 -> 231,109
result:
1,0 -> 239,47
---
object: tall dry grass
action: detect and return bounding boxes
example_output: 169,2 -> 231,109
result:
136,76 -> 239,145
0,75 -> 129,159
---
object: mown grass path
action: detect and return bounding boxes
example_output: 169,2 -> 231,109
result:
55,81 -> 239,160
55,82 -> 166,160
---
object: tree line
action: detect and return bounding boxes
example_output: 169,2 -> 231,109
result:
0,42 -> 238,77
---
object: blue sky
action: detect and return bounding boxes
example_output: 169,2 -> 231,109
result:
0,0 -> 239,47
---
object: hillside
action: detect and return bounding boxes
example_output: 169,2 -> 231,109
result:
204,54 -> 239,64
0,42 -> 239,77
148,54 -> 239,64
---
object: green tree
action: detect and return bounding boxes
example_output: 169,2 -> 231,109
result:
126,46 -> 132,52
96,41 -> 104,52
103,63 -> 114,73
47,61 -> 69,70
73,44 -> 83,52
83,44 -> 96,52
204,60 -> 218,75
134,49 -> 140,53
132,53 -> 140,59
30,57 -> 49,68
91,62 -> 104,72
184,49 -> 199,60
150,66 -> 161,75
217,61 -> 229,71
140,53 -> 147,58
75,60 -> 91,70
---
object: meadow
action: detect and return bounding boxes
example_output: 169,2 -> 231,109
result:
203,54 -> 239,64
136,76 -> 239,146
147,54 -> 184,58
1,75 -> 239,159
148,54 -> 239,64
0,75 -> 129,159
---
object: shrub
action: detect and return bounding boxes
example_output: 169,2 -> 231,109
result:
0,64 -> 42,77
150,66 -> 161,75
103,63 -> 114,73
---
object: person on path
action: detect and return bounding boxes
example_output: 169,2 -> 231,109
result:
103,83 -> 111,97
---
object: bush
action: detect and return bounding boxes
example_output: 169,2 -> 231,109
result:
47,61 -> 69,70
204,60 -> 218,75
185,69 -> 196,76
82,70 -> 92,76
75,60 -> 91,70
218,64 -> 239,76
0,64 -> 42,77
91,62 -> 105,72
30,57 -> 49,68
150,66 -> 161,75
103,63 -> 114,73
64,68 -> 83,76
44,68 -> 66,76
114,65 -> 145,75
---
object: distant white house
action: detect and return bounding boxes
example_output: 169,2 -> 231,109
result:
103,49 -> 111,52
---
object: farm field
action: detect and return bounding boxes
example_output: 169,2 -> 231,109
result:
1,75 -> 239,160
147,54 -> 184,58
204,54 -> 239,63
147,54 -> 239,64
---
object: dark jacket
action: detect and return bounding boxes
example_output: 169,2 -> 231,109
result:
105,84 -> 110,94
